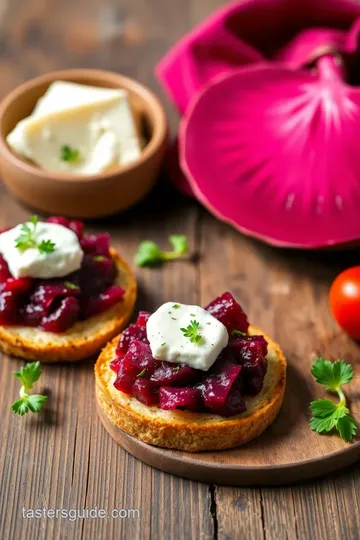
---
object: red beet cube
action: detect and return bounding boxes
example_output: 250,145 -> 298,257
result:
159,387 -> 202,411
205,292 -> 249,333
123,340 -> 156,377
116,324 -> 149,355
84,285 -> 124,318
150,362 -> 198,386
113,358 -> 135,395
110,358 -> 123,373
0,255 -> 11,283
40,296 -> 80,333
0,291 -> 18,325
136,311 -> 151,327
197,363 -> 246,416
132,378 -> 158,406
80,233 -> 110,257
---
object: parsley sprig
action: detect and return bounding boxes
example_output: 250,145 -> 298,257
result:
15,216 -> 56,254
180,320 -> 202,344
310,358 -> 357,442
134,235 -> 188,267
60,145 -> 80,162
11,361 -> 47,416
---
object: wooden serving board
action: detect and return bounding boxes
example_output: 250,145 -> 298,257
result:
97,357 -> 360,485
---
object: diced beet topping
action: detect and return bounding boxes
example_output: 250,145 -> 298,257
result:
0,218 -> 124,332
123,340 -> 156,378
205,291 -> 249,333
132,379 -> 158,406
0,255 -> 12,283
114,358 -> 136,395
80,233 -> 110,257
40,296 -> 80,332
112,293 -> 268,417
159,387 -> 202,412
116,324 -> 149,355
135,311 -> 151,327
197,364 -> 246,417
150,362 -> 198,386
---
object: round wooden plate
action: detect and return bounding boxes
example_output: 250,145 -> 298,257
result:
97,360 -> 360,486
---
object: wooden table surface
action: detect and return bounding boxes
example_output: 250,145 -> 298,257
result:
1,1 -> 360,539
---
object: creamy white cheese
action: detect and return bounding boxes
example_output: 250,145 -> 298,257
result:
0,221 -> 83,279
7,81 -> 142,175
146,302 -> 229,371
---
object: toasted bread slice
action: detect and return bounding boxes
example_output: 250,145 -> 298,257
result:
95,326 -> 286,452
0,249 -> 136,363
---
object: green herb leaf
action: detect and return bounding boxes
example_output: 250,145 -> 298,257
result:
231,329 -> 247,337
172,304 -> 180,309
337,415 -> 358,442
311,357 -> 354,390
15,216 -> 56,255
64,281 -> 78,290
174,366 -> 181,371
11,361 -> 47,417
134,235 -> 188,267
38,239 -> 56,254
161,342 -> 166,347
93,255 -> 106,262
168,235 -> 188,256
180,320 -> 202,344
137,369 -> 146,378
309,358 -> 357,442
13,361 -> 42,391
60,145 -> 80,162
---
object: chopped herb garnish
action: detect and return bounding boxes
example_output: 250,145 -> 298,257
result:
172,304 -> 180,309
309,358 -> 357,442
15,216 -> 56,255
206,322 -> 211,326
64,281 -> 78,290
38,239 -> 56,254
134,235 -> 188,267
11,361 -> 47,416
161,342 -> 166,347
174,366 -> 181,371
137,369 -> 146,378
231,330 -> 247,337
60,145 -> 80,162
180,320 -> 202,344
171,317 -> 177,320
93,255 -> 106,262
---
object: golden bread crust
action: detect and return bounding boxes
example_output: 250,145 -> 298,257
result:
0,249 -> 136,363
95,326 -> 286,452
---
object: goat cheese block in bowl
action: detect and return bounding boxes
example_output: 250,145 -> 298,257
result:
95,292 -> 286,452
0,70 -> 168,218
0,216 -> 136,362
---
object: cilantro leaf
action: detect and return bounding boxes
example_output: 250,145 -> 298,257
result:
231,330 -> 247,337
38,239 -> 56,254
337,415 -> 357,442
137,369 -> 146,377
26,394 -> 48,413
64,281 -> 78,290
134,241 -> 164,267
60,145 -> 80,162
168,235 -> 188,256
309,358 -> 357,443
13,361 -> 42,391
180,320 -> 202,344
311,358 -> 353,390
14,216 -> 56,255
11,361 -> 47,417
134,236 -> 188,267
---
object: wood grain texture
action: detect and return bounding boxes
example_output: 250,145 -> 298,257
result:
0,0 -> 360,539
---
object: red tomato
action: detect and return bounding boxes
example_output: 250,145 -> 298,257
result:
329,266 -> 360,339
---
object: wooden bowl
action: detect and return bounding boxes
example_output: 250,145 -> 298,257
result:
0,69 -> 168,218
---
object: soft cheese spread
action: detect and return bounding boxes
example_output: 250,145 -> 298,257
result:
0,220 -> 83,278
146,302 -> 229,371
7,81 -> 142,175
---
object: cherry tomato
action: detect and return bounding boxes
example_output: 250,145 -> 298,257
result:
329,266 -> 360,339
